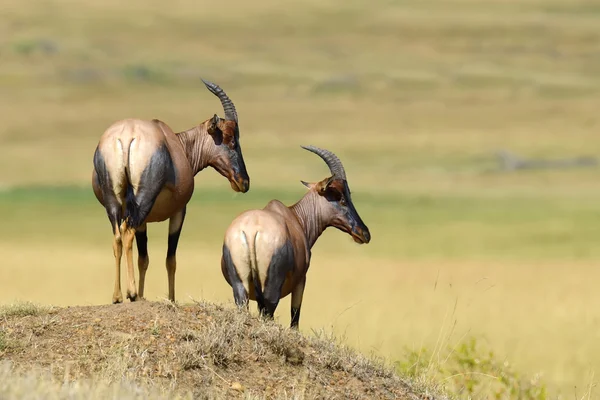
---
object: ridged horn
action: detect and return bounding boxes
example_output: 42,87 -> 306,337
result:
201,79 -> 238,122
301,145 -> 347,181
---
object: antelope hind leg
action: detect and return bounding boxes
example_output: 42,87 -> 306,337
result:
122,221 -> 138,301
112,225 -> 124,304
261,239 -> 295,320
106,205 -> 124,304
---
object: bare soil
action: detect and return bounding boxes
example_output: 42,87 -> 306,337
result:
0,300 -> 440,400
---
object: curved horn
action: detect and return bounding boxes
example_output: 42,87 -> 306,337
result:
301,145 -> 347,180
201,79 -> 238,122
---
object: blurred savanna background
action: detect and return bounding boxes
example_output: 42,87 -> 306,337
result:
1,0 -> 600,397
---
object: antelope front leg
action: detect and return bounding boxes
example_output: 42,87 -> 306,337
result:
121,222 -> 138,302
166,207 -> 186,302
135,223 -> 149,299
290,276 -> 306,329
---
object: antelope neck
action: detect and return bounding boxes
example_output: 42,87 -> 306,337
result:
177,124 -> 216,174
290,191 -> 330,249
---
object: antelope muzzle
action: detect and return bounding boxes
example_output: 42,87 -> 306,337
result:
230,150 -> 250,193
351,224 -> 371,244
231,171 -> 250,193
347,202 -> 371,244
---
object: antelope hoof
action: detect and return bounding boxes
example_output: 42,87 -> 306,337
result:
112,293 -> 123,304
126,291 -> 138,302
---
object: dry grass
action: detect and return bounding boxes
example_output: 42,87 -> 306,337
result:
0,300 -> 436,400
0,301 -> 52,319
0,363 -> 186,400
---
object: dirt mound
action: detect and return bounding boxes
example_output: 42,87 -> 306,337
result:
0,301 -> 440,399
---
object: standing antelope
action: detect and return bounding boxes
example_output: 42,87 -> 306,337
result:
92,79 -> 250,304
220,145 -> 371,328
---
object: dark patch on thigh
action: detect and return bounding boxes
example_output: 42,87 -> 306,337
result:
141,143 -> 177,188
222,245 -> 242,285
93,147 -> 112,190
125,143 -> 176,228
94,147 -> 122,228
263,239 -> 294,302
222,244 -> 248,305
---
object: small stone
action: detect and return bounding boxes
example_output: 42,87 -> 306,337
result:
230,382 -> 244,392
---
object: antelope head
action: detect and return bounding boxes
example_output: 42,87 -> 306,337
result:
202,79 -> 250,193
301,145 -> 371,244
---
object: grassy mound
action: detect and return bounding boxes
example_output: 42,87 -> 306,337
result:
0,301 -> 444,399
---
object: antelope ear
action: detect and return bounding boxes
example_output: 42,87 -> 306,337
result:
207,114 -> 223,143
208,114 -> 220,132
300,180 -> 312,189
324,176 -> 335,187
315,176 -> 335,194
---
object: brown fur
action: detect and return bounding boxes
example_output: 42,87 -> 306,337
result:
221,147 -> 370,329
93,82 -> 250,304
93,119 -> 195,222
222,200 -> 309,301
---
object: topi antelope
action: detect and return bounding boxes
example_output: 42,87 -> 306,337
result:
220,145 -> 371,328
92,79 -> 250,304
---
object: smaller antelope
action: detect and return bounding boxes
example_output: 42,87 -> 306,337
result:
220,145 -> 371,328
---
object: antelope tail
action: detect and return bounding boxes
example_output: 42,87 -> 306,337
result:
122,138 -> 142,228
242,231 -> 265,309
124,185 -> 140,228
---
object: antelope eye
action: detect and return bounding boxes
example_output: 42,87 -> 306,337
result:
339,198 -> 347,206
